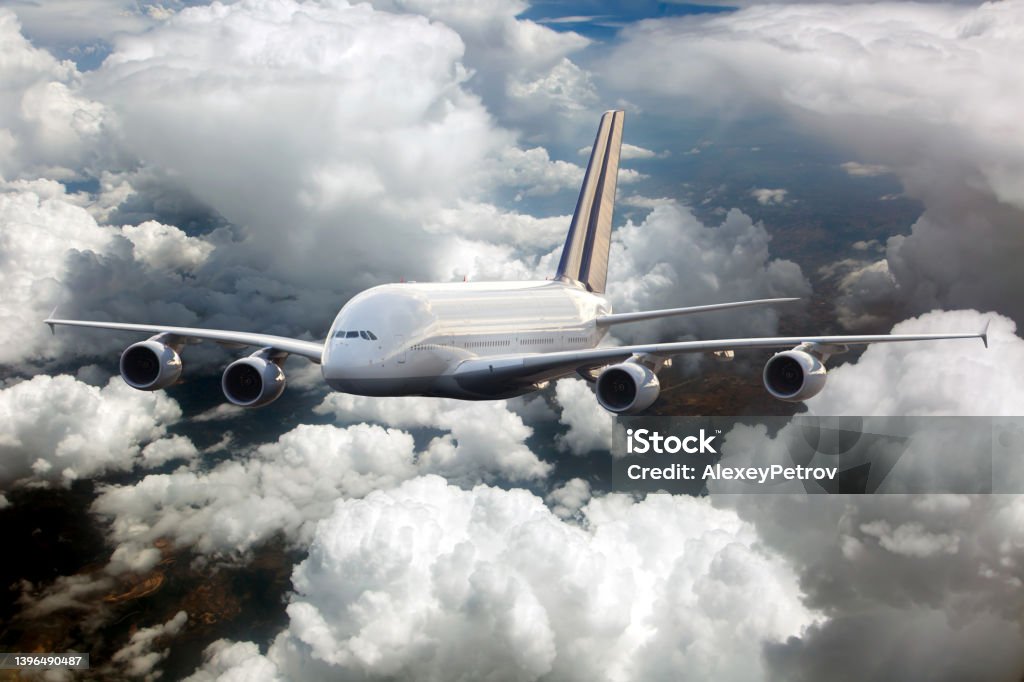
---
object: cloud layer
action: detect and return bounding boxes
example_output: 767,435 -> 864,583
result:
0,374 -> 192,487
187,476 -> 817,681
606,2 -> 1024,327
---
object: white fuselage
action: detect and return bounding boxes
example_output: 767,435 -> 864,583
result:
321,280 -> 611,399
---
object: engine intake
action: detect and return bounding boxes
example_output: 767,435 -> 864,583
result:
595,362 -> 661,414
222,353 -> 286,407
120,339 -> 182,390
763,350 -> 827,402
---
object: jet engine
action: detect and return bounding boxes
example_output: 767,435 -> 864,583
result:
222,352 -> 286,407
763,349 -> 827,402
120,339 -> 182,390
595,362 -> 661,414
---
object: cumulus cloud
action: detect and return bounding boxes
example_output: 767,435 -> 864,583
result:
706,309 -> 1024,679
121,220 -> 214,271
607,201 -> 810,342
0,184 -> 112,364
187,476 -> 817,681
554,378 -> 612,455
426,202 -> 569,252
315,393 -> 552,483
1,1 -> 170,50
605,2 -> 1024,328
750,188 -> 788,205
84,0 -> 588,295
807,310 -> 1016,417
545,477 -> 591,520
0,374 -> 192,488
93,389 -> 558,574
368,0 -> 596,127
92,423 -> 419,572
0,10 -> 107,181
0,181 -> 239,368
184,640 -> 283,682
579,142 -> 669,160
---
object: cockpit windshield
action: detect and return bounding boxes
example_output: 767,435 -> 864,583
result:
334,330 -> 378,340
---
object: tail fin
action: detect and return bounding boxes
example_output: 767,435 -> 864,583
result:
555,109 -> 624,294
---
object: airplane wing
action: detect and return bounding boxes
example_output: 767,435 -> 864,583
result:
44,318 -> 324,362
596,297 -> 799,327
452,328 -> 988,393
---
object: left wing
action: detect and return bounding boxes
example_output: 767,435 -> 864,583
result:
452,328 -> 988,392
44,318 -> 324,362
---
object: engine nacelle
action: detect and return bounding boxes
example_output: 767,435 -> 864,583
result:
120,340 -> 182,391
763,350 -> 827,402
222,354 -> 286,407
595,362 -> 661,414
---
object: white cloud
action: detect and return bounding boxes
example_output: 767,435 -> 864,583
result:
18,573 -> 115,619
580,143 -> 669,160
0,182 -> 230,367
859,520 -> 959,558
607,201 -> 810,342
0,185 -> 113,364
507,56 -> 598,114
368,0 -> 594,127
750,188 -> 788,205
554,378 -> 612,455
184,640 -> 283,682
0,10 -> 108,181
87,0 -> 514,291
121,220 -> 214,271
545,477 -> 591,520
110,610 -> 188,680
830,258 -> 899,329
187,476 -> 817,681
92,423 -> 420,572
495,145 -> 585,197
315,393 -> 552,484
0,375 -> 190,488
1,1 -> 169,49
707,308 -> 1024,679
841,161 -> 890,178
807,310 -> 1018,417
605,2 -> 1024,327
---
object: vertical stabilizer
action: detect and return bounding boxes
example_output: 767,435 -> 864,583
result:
555,109 -> 624,294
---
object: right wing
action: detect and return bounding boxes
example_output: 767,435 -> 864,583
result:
596,297 -> 799,327
44,318 -> 324,362
452,328 -> 988,394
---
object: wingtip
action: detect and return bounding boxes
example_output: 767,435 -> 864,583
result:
45,306 -> 58,335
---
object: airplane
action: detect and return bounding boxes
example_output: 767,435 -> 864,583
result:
45,110 -> 988,415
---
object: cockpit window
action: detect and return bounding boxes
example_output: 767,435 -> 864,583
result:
334,330 -> 378,340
